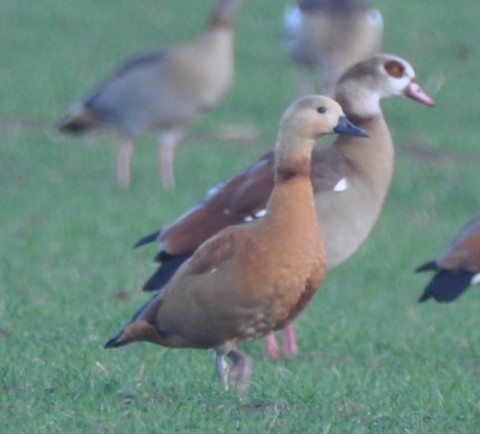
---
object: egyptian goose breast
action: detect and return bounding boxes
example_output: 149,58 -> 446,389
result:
283,0 -> 383,95
416,216 -> 480,303
135,54 -> 434,360
58,0 -> 243,189
105,95 -> 367,392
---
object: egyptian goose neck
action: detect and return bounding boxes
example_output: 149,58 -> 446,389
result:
209,0 -> 244,29
334,79 -> 393,198
335,81 -> 382,122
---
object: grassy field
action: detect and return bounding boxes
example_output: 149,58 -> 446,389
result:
2,0 -> 480,432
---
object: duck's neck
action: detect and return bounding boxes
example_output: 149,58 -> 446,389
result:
275,132 -> 315,182
266,132 -> 317,222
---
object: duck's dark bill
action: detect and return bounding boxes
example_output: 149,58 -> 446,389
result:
334,116 -> 368,137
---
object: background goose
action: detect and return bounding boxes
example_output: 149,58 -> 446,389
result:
58,0 -> 244,189
284,0 -> 383,96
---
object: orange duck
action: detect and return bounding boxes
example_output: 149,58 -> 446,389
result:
105,95 -> 367,391
135,54 -> 434,360
417,215 -> 480,303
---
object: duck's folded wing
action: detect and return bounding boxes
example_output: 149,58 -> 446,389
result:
172,226 -> 245,278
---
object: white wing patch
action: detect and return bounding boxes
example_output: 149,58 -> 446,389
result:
367,9 -> 384,27
243,208 -> 267,223
207,182 -> 223,198
472,272 -> 480,285
283,6 -> 302,35
254,209 -> 267,218
333,178 -> 348,192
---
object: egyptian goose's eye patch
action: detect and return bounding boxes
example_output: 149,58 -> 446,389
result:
316,106 -> 327,114
385,60 -> 405,78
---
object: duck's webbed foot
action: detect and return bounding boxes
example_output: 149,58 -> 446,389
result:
215,349 -> 251,393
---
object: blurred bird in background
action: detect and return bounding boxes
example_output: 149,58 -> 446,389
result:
58,0 -> 245,190
283,0 -> 383,96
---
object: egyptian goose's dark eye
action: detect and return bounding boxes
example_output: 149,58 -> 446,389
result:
385,60 -> 405,78
317,106 -> 327,114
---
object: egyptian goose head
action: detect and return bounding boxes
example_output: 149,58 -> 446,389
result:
334,53 -> 435,117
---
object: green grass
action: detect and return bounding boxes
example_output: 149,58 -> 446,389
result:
2,0 -> 480,432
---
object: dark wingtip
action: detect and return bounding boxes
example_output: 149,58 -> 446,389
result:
142,267 -> 168,291
417,270 -> 473,303
104,338 -> 118,349
56,116 -> 90,135
142,254 -> 190,292
104,331 -> 127,349
418,292 -> 430,303
134,231 -> 160,249
415,261 -> 438,273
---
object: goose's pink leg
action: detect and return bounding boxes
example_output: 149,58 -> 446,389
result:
116,137 -> 134,188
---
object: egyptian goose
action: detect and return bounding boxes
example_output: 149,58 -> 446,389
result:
135,54 -> 435,359
105,95 -> 368,391
58,0 -> 243,190
283,0 -> 383,95
416,216 -> 480,303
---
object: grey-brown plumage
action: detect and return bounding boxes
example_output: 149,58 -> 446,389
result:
284,0 -> 383,95
58,0 -> 244,189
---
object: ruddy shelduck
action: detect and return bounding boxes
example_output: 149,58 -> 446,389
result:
105,95 -> 367,391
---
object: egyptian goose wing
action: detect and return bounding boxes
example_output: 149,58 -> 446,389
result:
435,216 -> 480,272
206,151 -> 275,216
416,216 -> 480,303
148,152 -> 276,258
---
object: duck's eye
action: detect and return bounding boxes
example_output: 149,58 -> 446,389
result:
385,60 -> 405,78
316,106 -> 327,114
